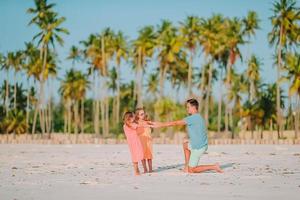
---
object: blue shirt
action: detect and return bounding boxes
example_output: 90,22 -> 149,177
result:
183,113 -> 208,149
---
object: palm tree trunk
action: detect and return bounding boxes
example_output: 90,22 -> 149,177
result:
32,46 -> 45,135
74,101 -> 79,141
204,63 -> 213,126
26,79 -> 30,134
225,107 -> 229,133
230,108 -> 233,138
159,65 -> 168,98
64,103 -> 67,134
276,23 -> 284,138
14,72 -> 17,110
199,66 -> 206,114
116,63 -> 121,124
187,51 -> 194,96
45,102 -> 50,134
67,99 -> 72,134
159,68 -> 164,98
100,100 -> 105,136
217,68 -> 223,134
80,99 -> 84,134
5,71 -> 9,116
295,95 -> 299,139
225,55 -> 232,134
105,97 -> 109,136
137,48 -> 143,108
95,99 -> 100,135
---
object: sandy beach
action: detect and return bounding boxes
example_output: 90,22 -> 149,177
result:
1,144 -> 300,200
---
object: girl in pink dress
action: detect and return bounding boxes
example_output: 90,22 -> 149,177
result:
123,111 -> 147,175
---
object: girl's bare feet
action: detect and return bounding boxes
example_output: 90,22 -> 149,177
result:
135,171 -> 141,176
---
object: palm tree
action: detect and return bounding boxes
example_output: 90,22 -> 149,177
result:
5,51 -> 24,111
73,71 -> 90,136
228,71 -> 247,138
112,31 -> 128,124
179,16 -> 200,96
246,55 -> 262,103
67,45 -> 82,67
0,53 -> 10,116
27,0 -> 69,135
268,0 -> 300,136
1,111 -> 28,136
132,26 -> 156,107
108,67 -> 118,126
285,52 -> 300,138
99,28 -> 115,137
59,69 -> 90,137
242,11 -> 260,58
81,33 -> 101,135
146,73 -> 159,100
156,20 -> 182,97
223,17 -> 245,133
198,15 -> 226,123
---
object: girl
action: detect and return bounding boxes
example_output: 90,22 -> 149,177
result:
123,111 -> 150,175
135,108 -> 153,173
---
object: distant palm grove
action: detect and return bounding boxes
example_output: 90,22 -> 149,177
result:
0,0 -> 299,139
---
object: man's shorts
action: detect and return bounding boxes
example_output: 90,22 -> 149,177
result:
187,143 -> 208,167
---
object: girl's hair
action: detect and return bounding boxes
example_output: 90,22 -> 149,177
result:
123,111 -> 134,124
135,107 -> 151,121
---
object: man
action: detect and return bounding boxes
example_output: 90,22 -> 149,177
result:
152,98 -> 223,173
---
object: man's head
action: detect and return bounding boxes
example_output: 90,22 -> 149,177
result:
186,98 -> 199,114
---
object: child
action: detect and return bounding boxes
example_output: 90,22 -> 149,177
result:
135,108 -> 153,173
151,98 -> 223,173
123,111 -> 151,175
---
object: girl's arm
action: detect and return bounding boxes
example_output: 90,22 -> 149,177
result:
137,121 -> 153,128
125,122 -> 138,130
151,120 -> 186,128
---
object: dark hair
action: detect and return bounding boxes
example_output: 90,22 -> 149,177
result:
186,98 -> 199,110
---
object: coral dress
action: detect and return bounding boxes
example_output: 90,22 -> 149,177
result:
138,127 -> 153,160
123,124 -> 144,163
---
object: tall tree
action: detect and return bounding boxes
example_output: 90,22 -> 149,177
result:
112,31 -> 128,124
179,16 -> 200,96
27,0 -> 69,135
268,0 -> 300,136
246,55 -> 262,103
132,26 -> 156,107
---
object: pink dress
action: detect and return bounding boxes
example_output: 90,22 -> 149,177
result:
123,124 -> 144,163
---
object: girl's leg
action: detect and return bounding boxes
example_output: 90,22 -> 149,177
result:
133,162 -> 140,175
141,159 -> 148,173
147,159 -> 153,173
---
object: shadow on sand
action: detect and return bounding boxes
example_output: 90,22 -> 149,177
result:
154,163 -> 234,173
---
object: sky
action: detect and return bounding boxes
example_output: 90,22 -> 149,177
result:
0,0 -> 283,102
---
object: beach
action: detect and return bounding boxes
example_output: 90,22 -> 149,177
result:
1,144 -> 299,200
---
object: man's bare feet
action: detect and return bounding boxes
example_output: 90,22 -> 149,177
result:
214,163 -> 224,173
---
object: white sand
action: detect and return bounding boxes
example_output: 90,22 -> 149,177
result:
0,144 -> 299,200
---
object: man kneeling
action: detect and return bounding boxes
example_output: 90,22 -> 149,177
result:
151,98 -> 223,173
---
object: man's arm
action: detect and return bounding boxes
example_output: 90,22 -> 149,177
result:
152,120 -> 186,128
